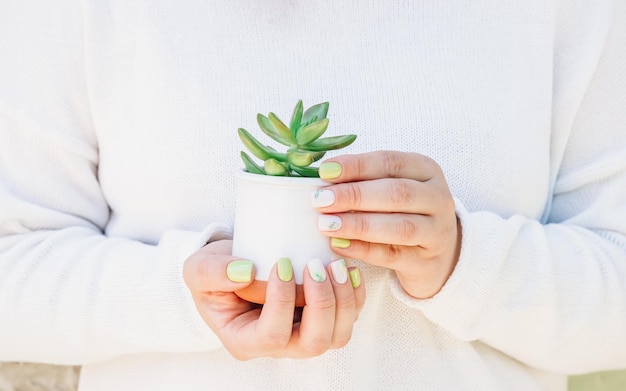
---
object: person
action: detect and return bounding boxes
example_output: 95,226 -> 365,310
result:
1,1 -> 625,390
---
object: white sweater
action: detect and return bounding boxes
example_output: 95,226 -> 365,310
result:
1,1 -> 625,390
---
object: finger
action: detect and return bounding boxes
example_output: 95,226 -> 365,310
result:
331,238 -> 449,292
328,238 -> 425,273
349,267 -> 366,320
318,212 -> 438,247
319,151 -> 440,183
205,238 -> 234,255
331,240 -> 439,299
183,241 -> 255,294
251,261 -> 296,356
289,259 -> 336,358
327,259 -> 356,348
312,178 -> 444,214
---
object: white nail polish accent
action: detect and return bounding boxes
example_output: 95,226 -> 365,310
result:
318,215 -> 342,231
330,259 -> 348,284
311,189 -> 335,208
307,258 -> 327,282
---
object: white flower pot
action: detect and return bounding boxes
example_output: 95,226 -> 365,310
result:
232,170 -> 335,306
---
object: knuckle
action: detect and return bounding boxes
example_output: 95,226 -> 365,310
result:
335,296 -> 357,319
431,159 -> 445,176
419,153 -> 439,174
358,241 -> 377,263
338,294 -> 357,311
353,214 -> 370,236
382,151 -> 405,177
398,217 -> 419,245
308,295 -> 336,312
342,184 -> 363,208
389,180 -> 414,207
356,154 -> 368,177
269,287 -> 296,306
384,244 -> 404,264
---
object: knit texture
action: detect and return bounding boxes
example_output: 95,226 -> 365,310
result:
1,1 -> 625,390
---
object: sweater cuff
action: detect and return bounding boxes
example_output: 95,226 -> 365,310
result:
388,198 -> 506,340
151,223 -> 232,352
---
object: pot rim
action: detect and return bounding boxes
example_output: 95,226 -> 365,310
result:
235,168 -> 328,188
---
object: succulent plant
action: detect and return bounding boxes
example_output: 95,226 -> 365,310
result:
238,100 -> 357,177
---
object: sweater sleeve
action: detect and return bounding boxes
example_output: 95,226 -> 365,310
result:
0,1 -> 223,365
390,0 -> 626,375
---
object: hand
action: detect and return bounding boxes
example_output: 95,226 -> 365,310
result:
183,240 -> 365,360
313,151 -> 461,299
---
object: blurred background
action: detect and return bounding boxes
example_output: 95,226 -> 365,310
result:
0,363 -> 625,391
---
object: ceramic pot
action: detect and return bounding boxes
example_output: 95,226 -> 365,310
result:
232,170 -> 334,306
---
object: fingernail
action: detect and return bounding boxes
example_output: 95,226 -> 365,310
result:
307,258 -> 327,282
318,215 -> 342,231
331,237 -> 351,249
330,259 -> 348,284
227,260 -> 253,283
349,268 -> 362,288
311,189 -> 335,208
277,257 -> 293,282
319,162 -> 342,180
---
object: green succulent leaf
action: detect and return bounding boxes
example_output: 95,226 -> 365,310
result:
268,113 -> 296,145
305,134 -> 357,151
296,118 -> 329,146
238,101 -> 356,176
302,102 -> 329,127
291,165 -> 320,177
264,158 -> 288,176
238,128 -> 287,161
240,151 -> 265,174
287,151 -> 314,167
257,114 -> 291,146
311,151 -> 326,162
289,100 -> 303,134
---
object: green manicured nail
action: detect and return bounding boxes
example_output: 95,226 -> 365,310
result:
319,162 -> 342,180
226,260 -> 253,283
349,268 -> 361,288
277,257 -> 293,282
331,237 -> 351,249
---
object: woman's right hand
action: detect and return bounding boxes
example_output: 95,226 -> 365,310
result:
183,239 -> 365,360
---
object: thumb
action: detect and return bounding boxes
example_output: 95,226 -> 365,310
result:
183,239 -> 256,294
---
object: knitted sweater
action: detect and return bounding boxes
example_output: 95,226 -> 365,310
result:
1,1 -> 625,390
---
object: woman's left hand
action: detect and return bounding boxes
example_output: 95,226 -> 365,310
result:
312,151 -> 461,299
